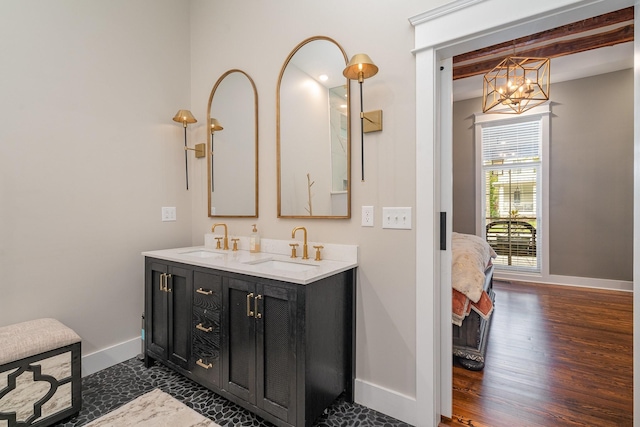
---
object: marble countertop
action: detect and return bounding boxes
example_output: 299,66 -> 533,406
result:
142,238 -> 358,285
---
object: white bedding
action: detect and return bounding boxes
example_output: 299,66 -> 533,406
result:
452,232 -> 497,303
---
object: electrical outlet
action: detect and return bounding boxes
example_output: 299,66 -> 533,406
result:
361,206 -> 374,227
161,207 -> 176,222
382,207 -> 412,229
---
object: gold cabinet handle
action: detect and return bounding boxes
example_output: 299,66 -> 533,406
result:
196,288 -> 213,295
255,294 -> 262,319
196,359 -> 213,369
246,292 -> 254,317
160,273 -> 172,292
196,323 -> 213,333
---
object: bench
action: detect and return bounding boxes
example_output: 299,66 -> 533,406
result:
0,319 -> 82,427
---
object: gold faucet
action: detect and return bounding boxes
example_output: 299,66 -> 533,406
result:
212,223 -> 229,250
291,226 -> 309,259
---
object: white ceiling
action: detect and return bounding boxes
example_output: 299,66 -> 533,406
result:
453,42 -> 633,101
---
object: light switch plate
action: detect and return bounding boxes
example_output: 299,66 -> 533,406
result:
162,207 -> 176,222
361,206 -> 374,227
382,207 -> 412,229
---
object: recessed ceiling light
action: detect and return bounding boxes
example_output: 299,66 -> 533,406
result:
319,74 -> 328,81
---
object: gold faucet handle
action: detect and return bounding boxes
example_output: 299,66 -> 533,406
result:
289,243 -> 299,258
231,238 -> 239,251
313,245 -> 324,261
214,237 -> 222,249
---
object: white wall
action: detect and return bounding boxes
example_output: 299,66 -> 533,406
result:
189,0 -> 444,413
0,1 -> 193,361
0,0 -> 451,421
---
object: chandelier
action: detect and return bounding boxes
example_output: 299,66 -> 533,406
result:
482,56 -> 550,114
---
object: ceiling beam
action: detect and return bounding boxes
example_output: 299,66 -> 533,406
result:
453,7 -> 634,80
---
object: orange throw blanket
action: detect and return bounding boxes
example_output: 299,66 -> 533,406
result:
452,288 -> 493,327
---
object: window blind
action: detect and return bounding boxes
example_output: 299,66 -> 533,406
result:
482,120 -> 541,165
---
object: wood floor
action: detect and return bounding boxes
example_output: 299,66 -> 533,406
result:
440,280 -> 633,427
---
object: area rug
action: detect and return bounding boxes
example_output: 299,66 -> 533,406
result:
85,389 -> 220,427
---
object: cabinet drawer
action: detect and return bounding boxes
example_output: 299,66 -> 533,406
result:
194,272 -> 222,311
191,306 -> 221,387
192,306 -> 220,337
190,331 -> 220,387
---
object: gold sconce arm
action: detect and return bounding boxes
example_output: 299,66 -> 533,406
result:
185,143 -> 206,158
172,109 -> 198,190
343,54 -> 380,181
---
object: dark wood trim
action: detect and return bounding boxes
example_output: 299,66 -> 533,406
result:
453,7 -> 634,80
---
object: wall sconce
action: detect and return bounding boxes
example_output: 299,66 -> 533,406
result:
209,118 -> 223,192
343,53 -> 380,182
172,109 -> 204,190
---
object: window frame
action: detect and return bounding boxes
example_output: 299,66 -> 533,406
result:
474,104 -> 550,277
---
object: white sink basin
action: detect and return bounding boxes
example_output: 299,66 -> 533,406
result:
179,250 -> 226,259
247,259 -> 319,272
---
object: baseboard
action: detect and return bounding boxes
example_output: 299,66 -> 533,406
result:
493,272 -> 633,292
354,378 -> 417,425
81,336 -> 141,377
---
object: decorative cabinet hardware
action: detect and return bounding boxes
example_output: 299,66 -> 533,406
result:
196,288 -> 213,295
245,293 -> 264,319
196,323 -> 213,333
246,292 -> 254,317
160,273 -> 173,292
254,294 -> 262,319
196,359 -> 213,369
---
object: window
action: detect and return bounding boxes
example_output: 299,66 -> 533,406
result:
475,106 -> 549,273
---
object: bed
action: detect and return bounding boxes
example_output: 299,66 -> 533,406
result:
451,232 -> 497,370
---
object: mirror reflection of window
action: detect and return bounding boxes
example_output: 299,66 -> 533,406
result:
330,85 -> 348,193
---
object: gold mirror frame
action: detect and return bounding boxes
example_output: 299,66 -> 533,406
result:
207,69 -> 259,218
277,36 -> 351,219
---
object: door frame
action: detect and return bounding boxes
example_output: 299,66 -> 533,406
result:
410,0 -> 639,425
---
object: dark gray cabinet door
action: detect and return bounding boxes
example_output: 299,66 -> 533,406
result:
167,265 -> 192,369
223,277 -> 257,403
223,278 -> 297,425
145,260 -> 192,371
255,282 -> 297,424
147,261 -> 169,359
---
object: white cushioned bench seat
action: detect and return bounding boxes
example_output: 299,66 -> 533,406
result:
0,319 -> 81,365
0,318 -> 82,427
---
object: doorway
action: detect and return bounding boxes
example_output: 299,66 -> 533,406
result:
411,0 -> 639,425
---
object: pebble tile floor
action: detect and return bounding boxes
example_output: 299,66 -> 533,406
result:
52,358 -> 412,427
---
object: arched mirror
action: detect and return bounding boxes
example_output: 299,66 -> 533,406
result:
207,69 -> 258,217
277,36 -> 350,218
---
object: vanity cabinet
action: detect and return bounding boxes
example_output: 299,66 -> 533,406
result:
144,257 -> 355,427
145,260 -> 192,371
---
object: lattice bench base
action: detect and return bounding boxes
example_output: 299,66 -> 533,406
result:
0,319 -> 81,427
